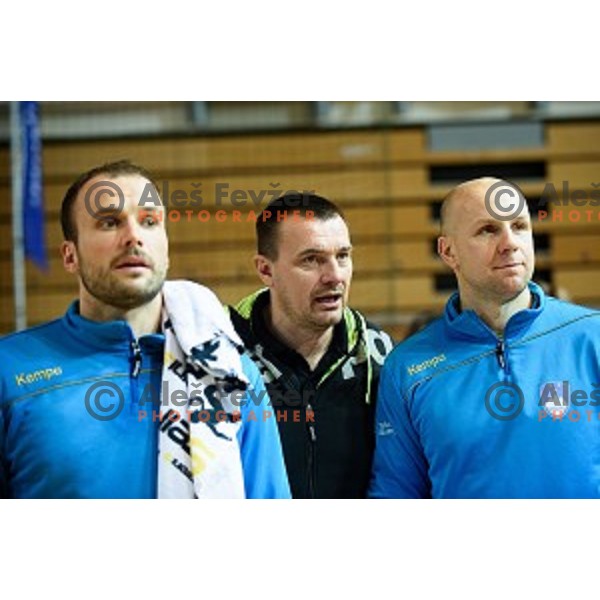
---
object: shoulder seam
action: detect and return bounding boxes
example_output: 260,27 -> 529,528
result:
513,311 -> 600,347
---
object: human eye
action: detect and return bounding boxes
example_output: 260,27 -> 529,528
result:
477,224 -> 498,235
337,249 -> 352,264
302,254 -> 319,265
98,216 -> 119,229
141,212 -> 161,227
513,219 -> 530,232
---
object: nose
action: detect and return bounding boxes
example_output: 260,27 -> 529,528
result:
497,224 -> 519,254
320,257 -> 345,286
122,217 -> 143,248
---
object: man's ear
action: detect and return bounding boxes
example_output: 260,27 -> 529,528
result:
254,254 -> 274,287
61,241 -> 79,274
438,235 -> 458,271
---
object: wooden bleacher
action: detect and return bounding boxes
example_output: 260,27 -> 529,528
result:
1,121 -> 599,340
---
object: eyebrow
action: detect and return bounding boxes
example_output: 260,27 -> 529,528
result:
297,245 -> 353,256
474,213 -> 530,224
93,208 -> 122,218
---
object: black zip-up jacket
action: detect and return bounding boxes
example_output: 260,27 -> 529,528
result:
229,289 -> 394,498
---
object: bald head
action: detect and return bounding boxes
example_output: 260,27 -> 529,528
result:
437,175 -> 535,312
440,177 -> 517,236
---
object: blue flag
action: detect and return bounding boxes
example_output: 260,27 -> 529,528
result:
20,101 -> 47,271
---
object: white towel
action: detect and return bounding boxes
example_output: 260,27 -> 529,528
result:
158,280 -> 247,499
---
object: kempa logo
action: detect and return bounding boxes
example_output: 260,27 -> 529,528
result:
407,354 -> 447,376
14,366 -> 63,386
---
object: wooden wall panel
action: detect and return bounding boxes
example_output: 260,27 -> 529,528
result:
1,119 -> 600,335
554,268 -> 600,299
551,235 -> 600,264
547,123 -> 600,154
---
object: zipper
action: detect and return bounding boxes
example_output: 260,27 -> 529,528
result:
496,340 -> 509,374
131,339 -> 142,412
131,339 -> 142,377
306,402 -> 317,499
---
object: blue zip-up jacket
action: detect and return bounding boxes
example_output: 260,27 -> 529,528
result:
0,302 -> 291,499
370,283 -> 600,498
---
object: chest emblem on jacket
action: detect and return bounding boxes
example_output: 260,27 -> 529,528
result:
406,354 -> 446,376
14,366 -> 63,386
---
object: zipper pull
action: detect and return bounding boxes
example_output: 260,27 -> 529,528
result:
496,341 -> 505,370
306,404 -> 316,442
131,339 -> 142,377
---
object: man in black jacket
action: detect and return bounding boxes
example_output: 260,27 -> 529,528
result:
229,193 -> 393,498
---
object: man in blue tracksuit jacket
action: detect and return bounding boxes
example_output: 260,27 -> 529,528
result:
370,177 -> 600,498
0,160 -> 290,499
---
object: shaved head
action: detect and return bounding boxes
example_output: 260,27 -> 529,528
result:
437,176 -> 534,313
440,177 -> 506,236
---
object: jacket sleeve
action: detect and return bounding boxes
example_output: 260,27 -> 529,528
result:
368,357 -> 431,499
367,325 -> 395,404
0,407 -> 7,499
237,354 -> 291,499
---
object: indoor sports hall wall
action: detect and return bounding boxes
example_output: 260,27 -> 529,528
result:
1,102 -> 599,338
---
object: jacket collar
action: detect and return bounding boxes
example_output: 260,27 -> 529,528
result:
63,301 -> 163,350
249,289 -> 349,374
444,281 -> 546,343
235,288 -> 373,402
237,288 -> 364,354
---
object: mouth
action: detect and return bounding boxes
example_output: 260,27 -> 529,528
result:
313,291 -> 344,308
114,255 -> 152,270
494,262 -> 523,271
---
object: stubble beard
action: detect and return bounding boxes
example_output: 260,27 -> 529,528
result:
79,260 -> 166,311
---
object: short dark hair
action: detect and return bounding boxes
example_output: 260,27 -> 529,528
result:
256,193 -> 345,259
60,159 -> 159,242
